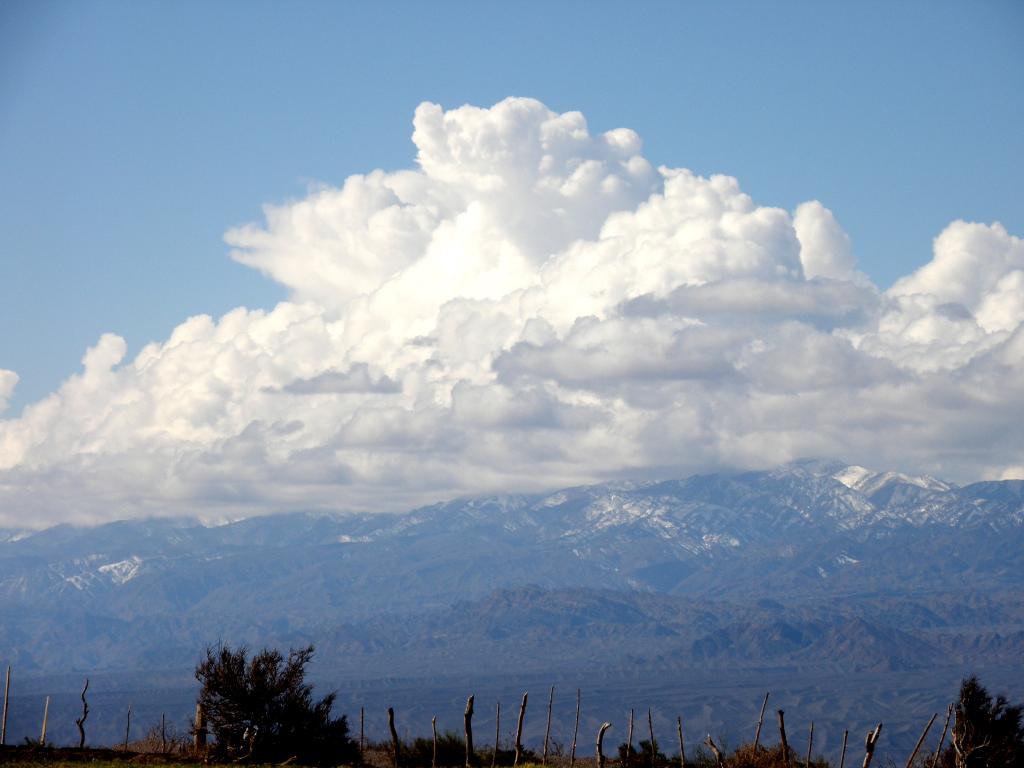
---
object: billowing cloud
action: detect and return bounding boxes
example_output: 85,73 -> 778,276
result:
792,201 -> 859,281
850,222 -> 1024,372
1,97 -> 1022,527
0,370 -> 17,415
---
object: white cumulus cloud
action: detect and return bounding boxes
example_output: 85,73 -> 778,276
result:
1,97 -> 1022,528
0,370 -> 18,415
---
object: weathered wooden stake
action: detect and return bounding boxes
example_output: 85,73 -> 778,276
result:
597,722 -> 612,768
492,701 -> 500,768
676,716 -> 685,768
123,703 -> 132,752
1,665 -> 10,746
513,692 -> 528,768
161,713 -> 166,753
704,734 -> 724,768
75,678 -> 90,748
570,688 -> 581,768
806,722 -> 814,768
904,713 -> 936,768
627,708 -> 635,762
647,708 -> 656,768
778,710 -> 790,768
951,708 -> 963,766
930,704 -> 952,768
360,707 -> 365,758
40,696 -> 50,746
194,702 -> 207,751
543,685 -> 554,765
753,692 -> 769,752
388,707 -> 401,768
862,724 -> 882,768
432,716 -> 438,768
839,729 -> 848,768
464,695 -> 475,768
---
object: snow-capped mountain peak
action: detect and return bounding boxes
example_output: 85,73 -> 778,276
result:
832,465 -> 954,496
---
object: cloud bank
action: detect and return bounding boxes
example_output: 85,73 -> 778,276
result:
2,97 -> 1022,527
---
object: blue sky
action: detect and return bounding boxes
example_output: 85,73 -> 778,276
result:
1,1 -> 1023,526
2,0 -> 1021,413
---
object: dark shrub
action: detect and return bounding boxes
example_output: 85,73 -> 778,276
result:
938,675 -> 1023,768
195,643 -> 356,766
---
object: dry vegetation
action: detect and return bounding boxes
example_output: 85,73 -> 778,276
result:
2,662 -> 1019,768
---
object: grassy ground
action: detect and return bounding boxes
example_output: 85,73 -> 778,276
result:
0,745 -> 201,767
0,744 -> 867,768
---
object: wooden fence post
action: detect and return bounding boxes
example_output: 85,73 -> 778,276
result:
1,665 -> 9,746
40,696 -> 50,746
905,713 -> 937,768
704,735 -> 724,768
806,722 -> 814,768
464,695 -> 475,768
513,692 -> 528,768
676,716 -> 685,768
753,692 -> 769,752
75,678 -> 90,748
388,707 -> 401,768
543,686 -> 554,765
194,702 -> 207,752
647,708 -> 656,768
930,705 -> 952,768
862,724 -> 882,768
360,707 -> 365,760
627,708 -> 634,763
839,729 -> 848,768
432,716 -> 438,768
778,710 -> 790,768
492,701 -> 500,768
597,723 -> 612,768
123,703 -> 132,752
570,689 -> 580,768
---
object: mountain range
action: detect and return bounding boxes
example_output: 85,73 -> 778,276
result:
1,460 -> 1022,758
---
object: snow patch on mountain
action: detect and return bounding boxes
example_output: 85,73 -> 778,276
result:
702,533 -> 741,549
98,555 -> 143,584
64,573 -> 96,590
539,492 -> 569,508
